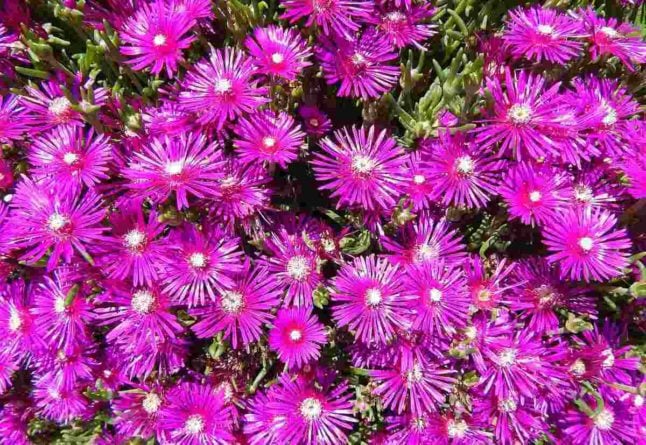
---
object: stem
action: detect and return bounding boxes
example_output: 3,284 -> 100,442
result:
65,284 -> 81,307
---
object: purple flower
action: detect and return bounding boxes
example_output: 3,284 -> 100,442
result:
473,394 -> 547,445
0,349 -> 18,394
33,374 -> 90,424
179,48 -> 268,129
234,110 -> 306,168
316,29 -> 400,99
312,126 -> 407,210
466,256 -> 516,311
245,25 -> 312,80
502,6 -> 583,64
0,400 -> 32,445
112,386 -> 167,441
0,280 -> 42,357
367,3 -> 436,49
331,255 -> 410,345
142,102 -> 195,137
191,263 -> 281,348
123,133 -> 223,209
280,0 -> 373,37
543,207 -> 631,281
298,105 -> 332,138
268,306 -> 327,369
0,95 -> 32,143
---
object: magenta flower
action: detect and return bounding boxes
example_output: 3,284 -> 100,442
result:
331,255 -> 410,345
159,224 -> 243,307
234,110 -> 305,168
28,126 -> 113,194
112,386 -> 167,441
298,105 -> 332,137
33,374 -> 90,424
367,3 -> 436,49
402,152 -> 436,211
160,382 -> 235,444
0,95 -> 32,143
0,281 -> 42,357
312,126 -> 407,210
371,360 -> 456,415
119,0 -> 196,76
473,394 -> 547,445
268,306 -> 326,369
123,133 -> 223,209
114,335 -> 187,379
21,80 -> 84,131
9,178 -> 108,270
424,131 -> 503,208
317,29 -> 400,99
179,48 -> 268,129
142,102 -> 195,137
502,6 -> 583,64
245,25 -> 312,80
0,349 -> 18,394
466,256 -> 516,311
499,162 -> 566,226
191,263 -> 281,348
280,0 -> 373,37
0,400 -> 33,445
543,207 -> 631,281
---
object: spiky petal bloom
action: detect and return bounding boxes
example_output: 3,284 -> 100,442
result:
269,306 -> 326,369
0,400 -> 33,445
9,178 -> 108,270
160,382 -> 235,445
119,0 -> 196,76
367,3 -> 436,49
234,110 -> 305,168
0,349 -> 18,393
0,282 -> 42,357
112,386 -> 167,441
331,255 -> 410,345
255,374 -> 356,445
472,394 -> 547,445
403,261 -> 470,338
123,133 -> 223,209
312,126 -> 407,210
179,48 -> 268,129
465,256 -> 516,311
159,225 -> 243,306
142,102 -> 195,137
33,374 -> 90,424
28,126 -> 112,195
0,95 -> 32,143
245,25 -> 312,80
474,69 -> 565,161
280,0 -> 373,37
298,105 -> 331,137
371,361 -> 456,415
20,80 -> 84,131
502,6 -> 583,64
316,29 -> 399,99
499,162 -> 565,226
424,131 -> 502,208
191,263 -> 281,348
543,208 -> 631,281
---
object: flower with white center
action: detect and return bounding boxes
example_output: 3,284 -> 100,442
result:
498,348 -> 518,367
413,174 -> 426,185
299,397 -> 323,420
309,118 -> 320,127
351,52 -> 367,66
414,243 -> 439,262
447,419 -> 469,439
124,229 -> 146,249
131,290 -> 155,314
507,104 -> 533,124
271,53 -> 284,64
286,255 -> 311,281
498,398 -> 517,413
601,348 -> 615,368
529,190 -> 542,202
54,297 -> 66,314
8,307 -> 22,332
48,97 -> 71,117
428,288 -> 443,303
288,328 -> 303,342
189,252 -> 207,269
477,288 -> 491,302
153,34 -> 167,46
537,24 -> 555,35
63,152 -> 79,165
455,156 -> 475,175
165,161 -> 184,176
600,26 -> 619,38
365,287 -> 382,307
220,291 -> 243,313
48,213 -> 69,232
262,136 -> 277,150
411,417 -> 427,431
570,359 -> 586,376
406,363 -> 424,385
142,392 -> 162,414
351,155 -> 376,175
574,185 -> 593,203
593,409 -> 615,430
578,237 -> 594,252
184,414 -> 205,435
601,104 -> 618,126
214,78 -> 232,94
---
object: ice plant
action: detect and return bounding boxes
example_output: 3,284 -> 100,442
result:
0,95 -> 32,143
280,0 -> 373,37
366,3 -> 436,49
269,306 -> 326,369
245,25 -> 312,81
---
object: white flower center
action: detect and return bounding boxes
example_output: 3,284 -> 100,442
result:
415,243 -> 439,262
8,307 -> 21,332
184,414 -> 205,435
48,97 -> 71,116
131,290 -> 155,314
570,359 -> 586,376
594,409 -> 615,430
537,24 -> 554,35
508,104 -> 533,124
271,52 -> 284,64
63,152 -> 79,165
289,329 -> 303,341
153,34 -> 167,46
220,175 -> 238,188
54,297 -> 66,313
365,287 -> 382,306
351,155 -> 376,175
48,212 -> 69,231
498,348 -> 518,367
286,255 -> 311,281
464,326 -> 477,340
406,363 -> 424,384
600,26 -> 619,38
447,419 -> 469,438
220,291 -> 243,313
574,185 -> 593,202
309,118 -> 320,127
214,78 -> 232,93
413,174 -> 426,185
498,398 -> 517,413
455,155 -> 475,175
601,348 -> 615,368
48,387 -> 61,400
262,136 -> 277,149
477,289 -> 491,302
601,104 -> 618,126
124,229 -> 146,249
411,417 -> 427,431
189,252 -> 207,269
385,11 -> 406,22
529,190 -> 542,202
634,395 -> 644,408
165,161 -> 184,175
299,397 -> 323,420
142,392 -> 162,414
351,52 -> 367,66
429,288 -> 443,303
578,237 -> 594,252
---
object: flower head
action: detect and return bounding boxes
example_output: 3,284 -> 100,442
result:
0,95 -> 32,143
298,105 -> 332,138
245,25 -> 312,80
269,306 -> 326,369
280,0 -> 373,37
367,3 -> 436,49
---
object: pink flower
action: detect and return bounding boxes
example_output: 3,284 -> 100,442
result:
245,25 -> 312,80
298,105 -> 331,137
367,3 -> 436,49
280,0 -> 373,37
268,306 -> 327,369
0,95 -> 32,143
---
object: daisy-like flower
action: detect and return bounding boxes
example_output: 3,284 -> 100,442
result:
499,162 -> 566,226
543,207 -> 631,281
179,48 -> 268,129
115,335 -> 188,379
260,229 -> 322,307
424,131 -> 503,208
28,126 -> 112,195
472,394 -> 547,445
112,386 -> 167,442
502,6 -> 583,64
9,178 -> 108,270
142,102 -> 195,137
159,224 -> 243,306
371,360 -> 456,415
268,306 -> 326,369
403,261 -> 470,338
312,126 -> 407,210
0,281 -> 43,358
0,95 -> 32,143
191,263 -> 282,348
474,69 -> 565,161
160,382 -> 235,444
298,105 -> 332,138
234,110 -> 306,168
465,256 -> 516,311
245,25 -> 312,80
331,255 -> 410,345
0,400 -> 33,445
258,374 -> 356,445
280,0 -> 373,38
33,374 -> 90,424
119,0 -> 196,76
383,215 -> 467,267
562,167 -> 619,212
317,29 -> 400,99
367,3 -> 436,49
123,133 -> 223,209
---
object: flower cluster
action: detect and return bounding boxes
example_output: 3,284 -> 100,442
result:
0,0 -> 644,444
